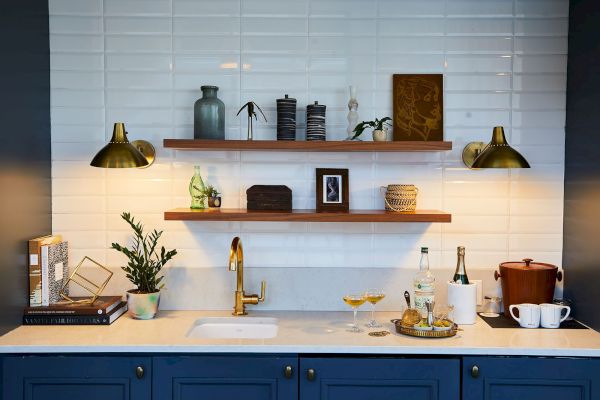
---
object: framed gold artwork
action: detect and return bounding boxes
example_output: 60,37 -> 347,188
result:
392,74 -> 443,141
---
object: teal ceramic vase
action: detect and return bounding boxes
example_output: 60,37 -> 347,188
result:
126,290 -> 160,319
194,85 -> 225,140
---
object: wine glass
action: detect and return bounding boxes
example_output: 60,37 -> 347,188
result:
343,294 -> 366,333
364,289 -> 386,328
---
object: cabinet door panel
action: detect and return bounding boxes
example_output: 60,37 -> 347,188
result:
153,355 -> 298,400
300,357 -> 459,400
2,356 -> 151,400
463,357 -> 600,400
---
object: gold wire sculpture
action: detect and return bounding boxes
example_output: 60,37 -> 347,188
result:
59,256 -> 113,304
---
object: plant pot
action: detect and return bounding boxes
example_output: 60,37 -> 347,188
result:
126,289 -> 160,320
208,196 -> 221,208
372,129 -> 388,142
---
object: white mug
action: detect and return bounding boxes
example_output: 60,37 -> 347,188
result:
509,303 -> 541,328
540,303 -> 570,328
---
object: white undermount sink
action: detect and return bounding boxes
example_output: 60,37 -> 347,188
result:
187,317 -> 279,339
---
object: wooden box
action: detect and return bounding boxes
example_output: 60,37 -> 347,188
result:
246,185 -> 292,211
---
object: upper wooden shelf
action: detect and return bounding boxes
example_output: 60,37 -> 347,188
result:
164,208 -> 452,223
163,139 -> 452,152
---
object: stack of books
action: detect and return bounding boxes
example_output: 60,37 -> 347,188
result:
28,235 -> 68,307
23,296 -> 127,325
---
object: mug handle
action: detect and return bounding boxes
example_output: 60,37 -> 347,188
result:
559,306 -> 571,323
509,305 -> 520,323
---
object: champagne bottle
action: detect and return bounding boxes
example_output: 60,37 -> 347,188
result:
453,246 -> 470,284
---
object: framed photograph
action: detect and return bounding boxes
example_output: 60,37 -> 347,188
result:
316,168 -> 349,212
393,74 -> 443,141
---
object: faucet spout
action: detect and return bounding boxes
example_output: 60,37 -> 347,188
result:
228,237 -> 266,315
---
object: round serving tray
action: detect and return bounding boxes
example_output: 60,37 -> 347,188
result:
390,319 -> 458,338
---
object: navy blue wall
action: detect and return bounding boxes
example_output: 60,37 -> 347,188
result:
563,0 -> 600,330
0,0 -> 51,335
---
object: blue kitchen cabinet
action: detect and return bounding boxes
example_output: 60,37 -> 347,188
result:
153,355 -> 298,400
299,357 -> 460,400
463,356 -> 600,400
2,355 -> 151,400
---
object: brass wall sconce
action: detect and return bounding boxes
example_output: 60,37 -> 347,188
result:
462,126 -> 530,169
90,122 -> 155,168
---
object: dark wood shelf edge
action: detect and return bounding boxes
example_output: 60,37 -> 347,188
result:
164,208 -> 452,223
163,139 -> 452,152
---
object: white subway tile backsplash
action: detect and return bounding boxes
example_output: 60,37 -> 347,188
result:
51,0 -> 568,311
174,0 -> 240,17
50,16 -> 103,34
516,0 -> 569,17
446,18 -> 512,36
515,37 -> 568,54
105,35 -> 171,53
446,0 -> 513,17
49,0 -> 102,16
174,17 -> 240,35
378,0 -> 445,17
51,53 -> 104,71
106,54 -> 172,71
104,0 -> 171,17
50,34 -> 103,53
242,0 -> 308,17
105,17 -> 172,34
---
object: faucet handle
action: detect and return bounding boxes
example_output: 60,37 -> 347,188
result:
258,280 -> 266,302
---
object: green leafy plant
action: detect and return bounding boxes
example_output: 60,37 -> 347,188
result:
352,117 -> 392,140
111,212 -> 177,293
203,185 -> 220,198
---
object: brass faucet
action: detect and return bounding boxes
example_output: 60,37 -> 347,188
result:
228,237 -> 266,315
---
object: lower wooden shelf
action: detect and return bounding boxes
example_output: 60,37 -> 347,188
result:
164,208 -> 451,223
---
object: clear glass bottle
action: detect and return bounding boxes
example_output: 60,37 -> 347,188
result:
189,165 -> 207,209
452,246 -> 470,284
414,247 -> 435,317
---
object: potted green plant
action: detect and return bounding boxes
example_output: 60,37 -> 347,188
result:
111,212 -> 177,320
352,117 -> 392,142
203,185 -> 221,208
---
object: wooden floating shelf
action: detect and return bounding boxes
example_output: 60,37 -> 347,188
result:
163,139 -> 452,152
164,208 -> 452,223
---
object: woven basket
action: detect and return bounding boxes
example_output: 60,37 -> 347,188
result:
382,184 -> 418,212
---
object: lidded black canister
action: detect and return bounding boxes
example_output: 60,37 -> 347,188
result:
276,94 -> 297,141
306,101 -> 326,141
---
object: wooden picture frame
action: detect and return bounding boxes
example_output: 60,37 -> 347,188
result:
393,74 -> 444,141
316,168 -> 349,212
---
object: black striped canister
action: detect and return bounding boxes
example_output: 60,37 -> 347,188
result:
276,94 -> 297,140
306,101 -> 326,141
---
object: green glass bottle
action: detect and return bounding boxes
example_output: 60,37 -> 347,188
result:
189,165 -> 207,209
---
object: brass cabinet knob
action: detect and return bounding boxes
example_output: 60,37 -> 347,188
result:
135,366 -> 144,379
471,365 -> 479,378
284,365 -> 293,379
307,368 -> 316,381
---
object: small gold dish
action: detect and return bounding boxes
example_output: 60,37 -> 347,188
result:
390,319 -> 458,338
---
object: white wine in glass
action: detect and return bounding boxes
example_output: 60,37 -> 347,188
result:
364,289 -> 386,328
343,294 -> 366,333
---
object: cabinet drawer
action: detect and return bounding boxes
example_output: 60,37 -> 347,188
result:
463,356 -> 600,400
300,357 -> 460,400
153,355 -> 298,400
2,355 -> 151,400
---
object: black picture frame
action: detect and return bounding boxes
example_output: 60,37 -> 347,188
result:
316,168 -> 349,212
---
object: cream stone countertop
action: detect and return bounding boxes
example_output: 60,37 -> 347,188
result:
1,311 -> 600,356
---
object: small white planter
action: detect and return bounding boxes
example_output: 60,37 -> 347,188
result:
126,290 -> 160,320
372,129 -> 388,142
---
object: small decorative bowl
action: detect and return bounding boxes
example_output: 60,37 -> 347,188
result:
413,324 -> 433,331
433,325 -> 452,331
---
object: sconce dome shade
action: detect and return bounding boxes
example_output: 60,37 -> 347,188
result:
471,126 -> 530,169
90,122 -> 150,168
